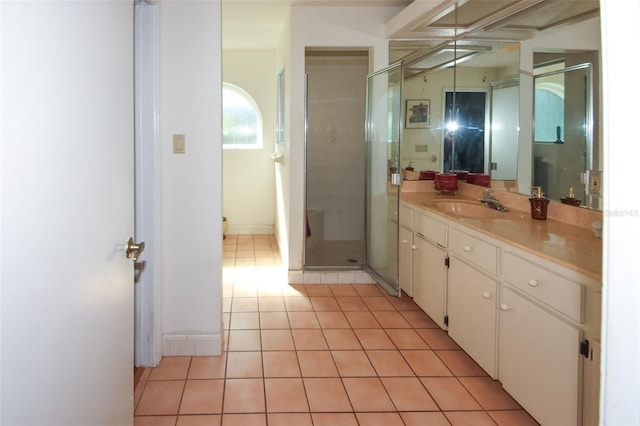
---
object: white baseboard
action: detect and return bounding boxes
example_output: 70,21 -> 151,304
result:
288,269 -> 375,284
227,224 -> 274,235
162,333 -> 223,356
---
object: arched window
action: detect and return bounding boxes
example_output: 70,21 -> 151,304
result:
222,83 -> 262,149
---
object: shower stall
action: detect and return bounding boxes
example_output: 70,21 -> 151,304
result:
304,50 -> 369,268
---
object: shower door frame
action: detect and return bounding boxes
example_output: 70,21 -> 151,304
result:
363,62 -> 403,296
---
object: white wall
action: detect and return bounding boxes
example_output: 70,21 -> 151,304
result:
600,1 -> 640,423
222,50 -> 276,235
286,5 -> 403,270
159,0 -> 223,356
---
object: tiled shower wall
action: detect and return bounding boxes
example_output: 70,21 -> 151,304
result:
305,54 -> 369,241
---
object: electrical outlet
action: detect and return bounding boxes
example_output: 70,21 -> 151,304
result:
588,170 -> 601,195
173,134 -> 186,154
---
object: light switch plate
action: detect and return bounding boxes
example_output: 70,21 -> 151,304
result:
173,134 -> 185,154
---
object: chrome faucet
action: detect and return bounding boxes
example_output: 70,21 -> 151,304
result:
479,189 -> 508,212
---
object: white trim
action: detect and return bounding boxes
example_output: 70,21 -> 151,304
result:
134,1 -> 161,367
162,333 -> 223,356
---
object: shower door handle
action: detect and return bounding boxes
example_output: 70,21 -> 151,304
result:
390,173 -> 402,186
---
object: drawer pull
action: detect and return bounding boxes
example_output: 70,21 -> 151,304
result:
500,303 -> 511,311
527,279 -> 539,287
411,245 -> 417,250
463,245 -> 472,252
482,292 -> 492,300
402,239 -> 408,244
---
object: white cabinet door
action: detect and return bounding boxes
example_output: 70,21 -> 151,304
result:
399,226 -> 413,296
499,286 -> 582,426
447,257 -> 497,377
412,235 -> 447,329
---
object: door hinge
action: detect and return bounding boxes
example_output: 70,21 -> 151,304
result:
445,256 -> 450,268
444,315 -> 449,326
579,339 -> 590,358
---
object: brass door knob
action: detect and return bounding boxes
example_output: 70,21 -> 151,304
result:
126,237 -> 145,261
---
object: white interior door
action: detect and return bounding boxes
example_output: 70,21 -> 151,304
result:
1,2 -> 135,424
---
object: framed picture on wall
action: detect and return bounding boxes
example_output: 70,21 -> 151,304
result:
405,99 -> 430,129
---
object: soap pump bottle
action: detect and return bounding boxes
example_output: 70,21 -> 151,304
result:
529,186 -> 550,220
560,186 -> 581,206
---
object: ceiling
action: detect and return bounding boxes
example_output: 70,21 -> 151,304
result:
221,0 -> 411,50
222,0 -> 600,67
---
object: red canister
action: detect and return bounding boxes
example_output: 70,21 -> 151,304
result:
434,173 -> 458,192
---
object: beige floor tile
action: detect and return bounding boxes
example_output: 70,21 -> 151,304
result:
267,413 -> 313,426
291,329 -> 328,350
362,296 -> 396,311
387,295 -> 422,311
311,413 -> 358,426
229,312 -> 260,330
402,350 -> 453,377
459,377 -> 521,410
176,415 -> 222,426
134,416 -> 178,426
188,356 -> 226,380
226,352 -> 263,378
416,328 -> 460,350
310,296 -> 341,311
322,329 -> 362,350
488,409 -> 540,426
221,413 -> 266,426
297,351 -> 339,377
148,357 -> 191,381
342,377 -> 395,412
352,284 -> 384,296
260,329 -> 295,351
303,378 -> 352,412
436,350 -> 488,377
227,330 -> 261,351
353,329 -> 395,350
400,411 -> 451,426
381,377 -> 439,411
259,312 -> 290,329
385,329 -> 430,349
179,380 -> 224,414
264,378 -> 309,412
421,377 -> 482,411
444,410 -> 497,425
135,380 -> 185,415
304,284 -> 332,296
336,296 -> 368,312
287,312 -> 320,329
315,311 -> 351,328
327,284 -> 358,297
258,297 -> 286,312
366,350 -> 415,377
371,311 -> 411,328
222,379 -> 265,413
231,298 -> 258,312
355,412 -> 404,426
344,311 -> 381,328
331,350 -> 376,377
262,351 -> 300,378
284,297 -> 313,312
401,310 -> 440,328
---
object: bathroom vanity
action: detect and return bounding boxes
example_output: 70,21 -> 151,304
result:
398,184 -> 602,426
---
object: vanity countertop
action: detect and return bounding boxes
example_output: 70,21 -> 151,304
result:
401,191 -> 602,282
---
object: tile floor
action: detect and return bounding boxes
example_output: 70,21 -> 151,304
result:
134,234 -> 539,426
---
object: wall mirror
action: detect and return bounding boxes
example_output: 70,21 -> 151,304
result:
390,0 -> 602,210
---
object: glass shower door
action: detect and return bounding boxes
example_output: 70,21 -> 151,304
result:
364,63 -> 402,296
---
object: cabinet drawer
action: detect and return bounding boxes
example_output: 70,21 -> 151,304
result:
399,203 -> 413,229
502,252 -> 584,323
414,211 -> 447,247
449,228 -> 497,274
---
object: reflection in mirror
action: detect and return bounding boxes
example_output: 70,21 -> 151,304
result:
398,41 -> 519,177
490,79 -> 519,180
533,61 -> 594,207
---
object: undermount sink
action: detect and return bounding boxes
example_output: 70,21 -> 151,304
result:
431,200 -> 510,219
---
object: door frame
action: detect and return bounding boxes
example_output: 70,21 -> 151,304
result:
134,0 -> 161,367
